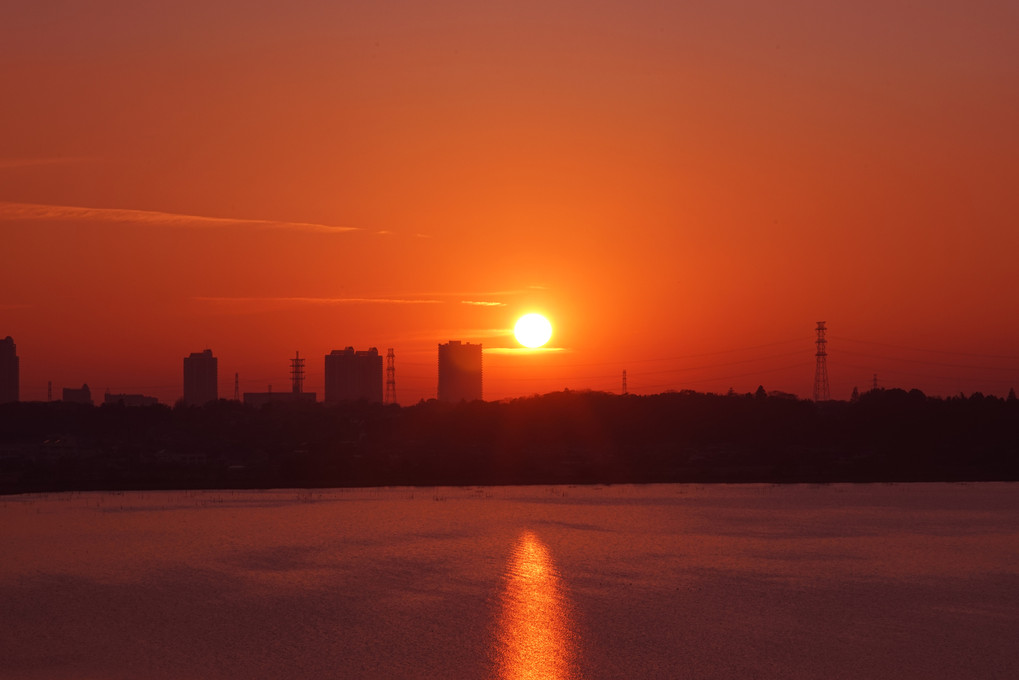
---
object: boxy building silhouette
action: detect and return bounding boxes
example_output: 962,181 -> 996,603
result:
183,349 -> 218,406
324,347 -> 383,403
62,384 -> 92,405
104,391 -> 159,407
0,336 -> 18,403
437,341 -> 482,402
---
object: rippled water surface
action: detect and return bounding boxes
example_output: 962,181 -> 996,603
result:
2,484 -> 1018,679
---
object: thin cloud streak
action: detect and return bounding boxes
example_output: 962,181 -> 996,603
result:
195,296 -> 442,305
389,328 -> 512,343
0,157 -> 93,169
484,347 -> 569,354
0,202 -> 360,234
412,289 -> 540,298
461,300 -> 506,307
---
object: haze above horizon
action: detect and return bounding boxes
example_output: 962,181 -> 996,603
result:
2,1 -> 1018,404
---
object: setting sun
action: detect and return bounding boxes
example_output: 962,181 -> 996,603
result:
514,314 -> 553,349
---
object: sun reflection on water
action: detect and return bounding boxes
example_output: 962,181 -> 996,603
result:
495,531 -> 577,680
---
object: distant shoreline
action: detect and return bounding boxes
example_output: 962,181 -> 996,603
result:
4,478 -> 1015,499
2,388 -> 1017,495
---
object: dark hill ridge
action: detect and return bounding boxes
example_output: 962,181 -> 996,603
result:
1,388 -> 1017,494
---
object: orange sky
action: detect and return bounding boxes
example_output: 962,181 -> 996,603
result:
2,1 -> 1018,404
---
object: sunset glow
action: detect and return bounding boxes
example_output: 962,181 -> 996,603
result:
1,2 -> 1018,403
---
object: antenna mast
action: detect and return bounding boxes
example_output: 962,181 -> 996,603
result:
621,369 -> 628,395
291,351 -> 304,394
813,321 -> 830,401
385,348 -> 396,405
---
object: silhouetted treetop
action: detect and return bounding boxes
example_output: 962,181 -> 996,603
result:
1,388 -> 1017,493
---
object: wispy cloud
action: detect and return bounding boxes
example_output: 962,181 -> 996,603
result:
412,289 -> 537,298
485,346 -> 569,354
461,300 -> 506,307
0,157 -> 93,170
0,202 -> 360,234
194,296 -> 441,305
388,328 -> 512,343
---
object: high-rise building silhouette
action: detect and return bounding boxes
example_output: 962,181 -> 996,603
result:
183,349 -> 218,406
0,336 -> 18,403
324,347 -> 383,403
437,340 -> 482,402
813,322 -> 830,401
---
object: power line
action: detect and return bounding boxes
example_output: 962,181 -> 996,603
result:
636,361 -> 814,392
839,361 -> 1019,386
837,348 -> 1014,371
492,350 -> 807,382
831,335 -> 1019,361
520,339 -> 805,369
647,350 -> 807,374
355,339 -> 806,371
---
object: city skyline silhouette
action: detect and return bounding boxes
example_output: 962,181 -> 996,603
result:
1,325 -> 1018,406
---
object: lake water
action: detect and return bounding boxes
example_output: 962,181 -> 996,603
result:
2,484 -> 1017,679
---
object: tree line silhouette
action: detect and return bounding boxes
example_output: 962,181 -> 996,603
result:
1,387 -> 1017,493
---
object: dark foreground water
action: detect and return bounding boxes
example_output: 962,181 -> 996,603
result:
2,484 -> 1017,679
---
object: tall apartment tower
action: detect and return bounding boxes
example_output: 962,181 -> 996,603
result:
183,349 -> 218,406
437,340 -> 482,402
0,336 -> 19,403
324,347 -> 383,403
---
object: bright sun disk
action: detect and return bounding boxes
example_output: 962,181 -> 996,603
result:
514,313 -> 553,348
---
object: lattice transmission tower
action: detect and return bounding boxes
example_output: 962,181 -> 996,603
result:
290,351 -> 305,393
621,370 -> 628,395
813,321 -> 830,401
385,348 -> 397,405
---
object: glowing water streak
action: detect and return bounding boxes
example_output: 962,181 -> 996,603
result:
495,531 -> 577,680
